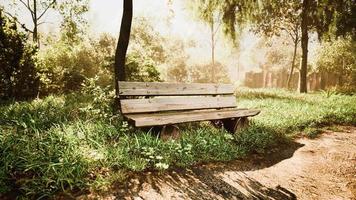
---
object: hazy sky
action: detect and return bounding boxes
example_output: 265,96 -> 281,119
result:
1,0 -> 266,82
86,0 -> 257,79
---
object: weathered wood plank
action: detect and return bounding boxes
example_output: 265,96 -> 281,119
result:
125,108 -> 261,127
118,81 -> 235,96
121,96 -> 237,114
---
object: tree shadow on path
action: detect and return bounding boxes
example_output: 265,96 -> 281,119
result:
112,141 -> 303,200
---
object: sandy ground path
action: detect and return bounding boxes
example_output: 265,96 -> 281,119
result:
84,126 -> 356,200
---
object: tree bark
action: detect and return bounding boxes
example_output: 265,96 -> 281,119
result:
33,0 -> 38,45
211,18 -> 215,82
300,0 -> 309,93
114,0 -> 133,112
287,38 -> 298,89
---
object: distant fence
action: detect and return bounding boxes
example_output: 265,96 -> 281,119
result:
244,71 -> 341,91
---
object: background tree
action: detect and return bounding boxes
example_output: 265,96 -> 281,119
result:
189,0 -> 355,93
36,0 -> 90,94
316,37 -> 356,90
129,17 -> 166,66
57,0 -> 89,44
187,0 -> 222,82
165,38 -> 191,83
314,0 -> 356,41
125,53 -> 161,82
299,0 -> 310,93
248,1 -> 301,89
167,61 -> 188,82
190,62 -> 231,84
5,0 -> 56,46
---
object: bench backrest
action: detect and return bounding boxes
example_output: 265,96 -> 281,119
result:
118,82 -> 237,114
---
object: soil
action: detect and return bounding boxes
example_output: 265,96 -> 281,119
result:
82,126 -> 356,200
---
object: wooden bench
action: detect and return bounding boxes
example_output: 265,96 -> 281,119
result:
118,81 -> 260,135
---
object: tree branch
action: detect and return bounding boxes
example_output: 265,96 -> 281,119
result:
286,29 -> 296,41
37,0 -> 56,20
213,20 -> 222,37
19,0 -> 33,13
3,11 -> 33,33
37,20 -> 53,26
37,21 -> 46,26
19,0 -> 35,20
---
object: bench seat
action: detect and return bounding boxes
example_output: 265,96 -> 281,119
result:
125,108 -> 261,127
118,81 -> 260,134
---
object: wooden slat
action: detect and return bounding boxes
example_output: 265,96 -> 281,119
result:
118,82 -> 235,96
125,108 -> 261,127
120,96 -> 237,114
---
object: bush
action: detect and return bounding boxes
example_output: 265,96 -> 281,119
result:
0,10 -> 39,100
38,32 -> 162,95
316,37 -> 356,89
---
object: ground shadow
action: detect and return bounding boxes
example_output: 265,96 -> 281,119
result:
109,141 -> 303,200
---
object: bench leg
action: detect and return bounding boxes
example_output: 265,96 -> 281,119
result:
222,117 -> 249,134
210,120 -> 224,129
160,125 -> 180,141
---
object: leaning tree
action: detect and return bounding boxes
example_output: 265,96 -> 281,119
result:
114,0 -> 133,110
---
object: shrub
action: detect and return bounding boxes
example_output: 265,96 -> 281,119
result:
0,10 -> 39,100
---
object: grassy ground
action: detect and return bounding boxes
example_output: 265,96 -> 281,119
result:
0,88 -> 355,198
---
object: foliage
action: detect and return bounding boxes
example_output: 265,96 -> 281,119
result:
165,39 -> 191,82
257,36 -> 301,72
189,0 -> 355,42
190,62 -> 231,83
186,0 -> 249,42
186,0 -> 218,24
37,16 -> 164,95
129,17 -> 166,66
249,1 -> 301,38
189,0 -> 355,93
167,61 -> 231,84
315,37 -> 356,89
314,0 -> 356,40
167,60 -> 189,82
38,28 -> 162,95
38,36 -> 111,94
0,10 -> 39,100
125,53 -> 161,82
57,0 -> 90,44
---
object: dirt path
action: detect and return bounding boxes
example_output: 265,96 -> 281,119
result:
84,126 -> 356,200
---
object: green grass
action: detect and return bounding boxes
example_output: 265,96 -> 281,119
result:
0,88 -> 355,198
237,88 -> 356,135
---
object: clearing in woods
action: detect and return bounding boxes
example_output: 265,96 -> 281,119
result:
83,126 -> 356,200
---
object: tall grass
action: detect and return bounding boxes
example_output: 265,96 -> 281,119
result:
0,88 -> 355,198
237,88 -> 356,135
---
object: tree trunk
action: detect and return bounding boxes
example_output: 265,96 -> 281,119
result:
339,58 -> 345,87
287,38 -> 298,89
320,71 -> 326,90
33,0 -> 38,46
211,19 -> 215,82
300,0 -> 309,93
114,0 -> 133,112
